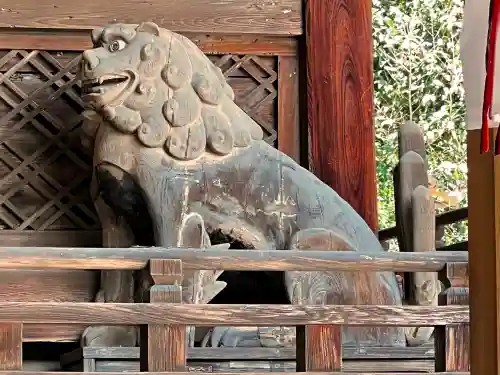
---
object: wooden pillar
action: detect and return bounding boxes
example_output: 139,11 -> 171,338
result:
305,0 -> 378,231
140,259 -> 186,372
461,0 -> 500,371
467,129 -> 500,374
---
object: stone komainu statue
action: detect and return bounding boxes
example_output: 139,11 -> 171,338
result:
78,21 -> 414,348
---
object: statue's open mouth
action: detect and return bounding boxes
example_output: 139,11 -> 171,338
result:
82,73 -> 133,106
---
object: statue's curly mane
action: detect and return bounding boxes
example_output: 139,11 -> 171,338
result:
82,23 -> 265,161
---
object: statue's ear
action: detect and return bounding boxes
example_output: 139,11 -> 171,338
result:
136,22 -> 160,36
91,27 -> 104,45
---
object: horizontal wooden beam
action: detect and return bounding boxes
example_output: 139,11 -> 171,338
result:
0,302 -> 469,326
0,247 -> 468,271
0,30 -> 297,55
0,230 -> 101,247
0,372 -> 472,375
438,241 -> 468,251
75,343 -> 435,360
379,207 -> 468,241
0,0 -> 302,35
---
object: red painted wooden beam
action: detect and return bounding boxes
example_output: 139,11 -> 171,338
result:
305,0 -> 378,232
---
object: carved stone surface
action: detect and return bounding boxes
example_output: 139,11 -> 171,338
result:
79,22 -> 406,348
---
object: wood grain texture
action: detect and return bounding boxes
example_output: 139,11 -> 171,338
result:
69,343 -> 436,361
435,288 -> 470,372
0,324 -> 22,370
0,302 -> 469,326
467,128 -> 500,375
142,286 -> 186,372
0,30 -> 297,55
68,359 -> 436,373
0,270 -> 97,302
297,326 -> 341,371
278,56 -> 300,163
149,259 -> 183,286
62,346 -> 439,372
0,371 -> 471,375
22,324 -> 83,342
91,360 -> 438,373
435,264 -> 470,372
0,247 -> 467,271
0,0 -> 301,35
141,259 -> 186,372
305,0 -> 377,231
0,230 -> 101,247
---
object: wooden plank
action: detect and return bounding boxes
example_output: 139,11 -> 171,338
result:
141,260 -> 186,372
435,285 -> 470,371
0,324 -> 22,370
94,360 -> 436,373
277,56 -> 300,163
0,0 -> 302,35
0,247 -> 468,271
0,230 -> 101,247
147,286 -> 186,371
0,270 -> 97,302
379,207 -> 468,241
23,324 -> 83,342
305,0 -> 377,231
467,128 -> 500,375
297,325 -> 341,371
435,262 -> 470,371
0,371 -> 471,375
0,52 -> 276,76
0,302 -> 469,326
77,343 -> 435,360
0,30 -> 297,55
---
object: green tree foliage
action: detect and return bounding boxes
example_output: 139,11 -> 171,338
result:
373,0 -> 467,244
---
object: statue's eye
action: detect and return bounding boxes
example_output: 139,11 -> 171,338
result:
109,39 -> 126,52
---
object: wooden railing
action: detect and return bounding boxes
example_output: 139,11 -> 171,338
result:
0,247 -> 469,375
379,206 -> 468,244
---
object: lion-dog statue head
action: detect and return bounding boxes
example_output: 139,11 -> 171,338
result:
79,21 -> 271,247
79,21 -> 263,161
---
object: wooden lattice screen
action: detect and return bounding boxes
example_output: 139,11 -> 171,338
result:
0,50 -> 278,233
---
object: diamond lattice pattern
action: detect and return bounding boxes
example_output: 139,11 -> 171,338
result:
0,51 -> 277,230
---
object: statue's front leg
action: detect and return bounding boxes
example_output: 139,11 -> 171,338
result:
81,196 -> 138,347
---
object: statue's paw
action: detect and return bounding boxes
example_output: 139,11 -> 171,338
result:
205,327 -> 261,347
258,326 -> 296,347
405,326 -> 434,347
82,326 -> 137,347
204,326 -> 296,347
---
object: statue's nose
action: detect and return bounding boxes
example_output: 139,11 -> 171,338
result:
82,50 -> 100,72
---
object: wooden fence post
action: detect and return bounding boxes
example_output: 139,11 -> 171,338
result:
0,323 -> 22,370
296,325 -> 342,371
435,262 -> 470,371
140,259 -> 186,372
